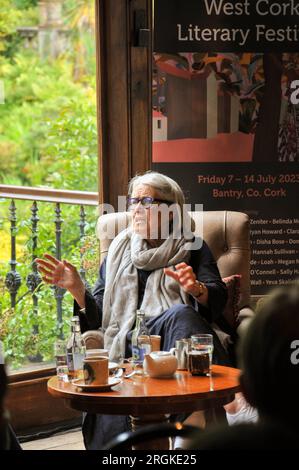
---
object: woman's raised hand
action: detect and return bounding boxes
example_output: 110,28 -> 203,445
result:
164,262 -> 208,304
35,254 -> 86,308
164,262 -> 198,296
36,254 -> 77,289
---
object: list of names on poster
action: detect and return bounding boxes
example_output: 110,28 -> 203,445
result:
250,217 -> 299,291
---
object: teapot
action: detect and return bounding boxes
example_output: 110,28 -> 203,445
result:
143,351 -> 178,378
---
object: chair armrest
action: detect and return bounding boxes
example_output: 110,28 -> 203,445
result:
211,323 -> 232,351
237,307 -> 255,338
82,330 -> 105,349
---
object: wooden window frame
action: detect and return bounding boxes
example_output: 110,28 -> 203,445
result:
96,0 -> 152,208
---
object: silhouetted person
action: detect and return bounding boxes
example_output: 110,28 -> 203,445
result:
189,282 -> 299,450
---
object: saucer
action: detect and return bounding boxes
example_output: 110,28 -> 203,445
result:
72,377 -> 122,391
109,361 -> 119,372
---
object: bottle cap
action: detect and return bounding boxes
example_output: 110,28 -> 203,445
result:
71,316 -> 81,332
71,316 -> 80,323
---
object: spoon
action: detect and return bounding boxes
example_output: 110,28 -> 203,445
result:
124,370 -> 136,379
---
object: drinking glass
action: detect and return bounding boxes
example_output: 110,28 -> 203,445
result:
54,340 -> 67,369
188,334 -> 214,376
56,365 -> 69,382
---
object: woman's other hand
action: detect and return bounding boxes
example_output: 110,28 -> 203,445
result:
164,262 -> 208,305
35,254 -> 86,308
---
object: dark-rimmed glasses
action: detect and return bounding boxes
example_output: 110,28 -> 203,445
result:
127,196 -> 174,211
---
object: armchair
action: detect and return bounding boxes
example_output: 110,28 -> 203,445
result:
82,211 -> 254,349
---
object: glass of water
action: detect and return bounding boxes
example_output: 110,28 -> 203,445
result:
54,340 -> 67,369
188,334 -> 214,376
56,365 -> 69,382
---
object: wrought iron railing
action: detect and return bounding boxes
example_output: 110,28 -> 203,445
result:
0,185 -> 99,342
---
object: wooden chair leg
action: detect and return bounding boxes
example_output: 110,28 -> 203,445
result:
130,414 -> 170,450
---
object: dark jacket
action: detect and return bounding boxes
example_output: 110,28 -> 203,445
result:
75,239 -> 228,335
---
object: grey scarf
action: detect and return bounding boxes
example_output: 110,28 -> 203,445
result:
102,228 -> 193,360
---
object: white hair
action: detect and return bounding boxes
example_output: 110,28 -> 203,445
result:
128,171 -> 185,208
128,171 -> 195,233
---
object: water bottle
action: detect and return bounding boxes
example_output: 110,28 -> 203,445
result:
66,317 -> 86,380
131,310 -> 152,375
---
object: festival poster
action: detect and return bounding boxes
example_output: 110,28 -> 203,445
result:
152,0 -> 299,295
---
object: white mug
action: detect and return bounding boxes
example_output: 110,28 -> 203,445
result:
85,348 -> 109,359
83,356 -> 109,385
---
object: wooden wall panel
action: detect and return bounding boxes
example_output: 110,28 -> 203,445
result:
7,376 -> 80,433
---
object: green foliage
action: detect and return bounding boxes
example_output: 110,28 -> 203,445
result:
14,0 -> 38,9
0,1 -> 21,40
33,96 -> 98,190
0,198 -> 99,369
0,0 -> 97,188
0,52 -> 97,189
0,1 -> 37,59
0,0 -> 99,369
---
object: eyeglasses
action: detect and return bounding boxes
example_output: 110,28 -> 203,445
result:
127,196 -> 173,211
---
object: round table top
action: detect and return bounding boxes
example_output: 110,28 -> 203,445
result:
48,365 -> 240,416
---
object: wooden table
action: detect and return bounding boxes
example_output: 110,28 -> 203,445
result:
48,365 -> 240,449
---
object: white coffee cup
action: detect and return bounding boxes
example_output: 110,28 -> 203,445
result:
85,348 -> 109,359
83,356 -> 109,385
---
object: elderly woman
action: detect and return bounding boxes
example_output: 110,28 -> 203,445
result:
37,172 -> 230,449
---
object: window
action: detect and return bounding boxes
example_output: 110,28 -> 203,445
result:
0,0 -> 98,372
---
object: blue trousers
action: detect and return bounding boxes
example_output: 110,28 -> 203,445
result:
83,304 -> 230,450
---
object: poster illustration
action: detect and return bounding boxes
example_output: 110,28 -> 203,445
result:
152,0 -> 299,294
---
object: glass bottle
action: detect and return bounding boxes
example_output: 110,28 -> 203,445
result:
66,317 -> 86,380
131,310 -> 152,375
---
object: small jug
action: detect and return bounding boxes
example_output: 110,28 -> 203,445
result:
170,339 -> 191,370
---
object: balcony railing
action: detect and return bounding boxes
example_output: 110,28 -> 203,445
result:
0,185 -> 99,365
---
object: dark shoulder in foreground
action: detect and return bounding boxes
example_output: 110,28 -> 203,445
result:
188,421 -> 299,450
